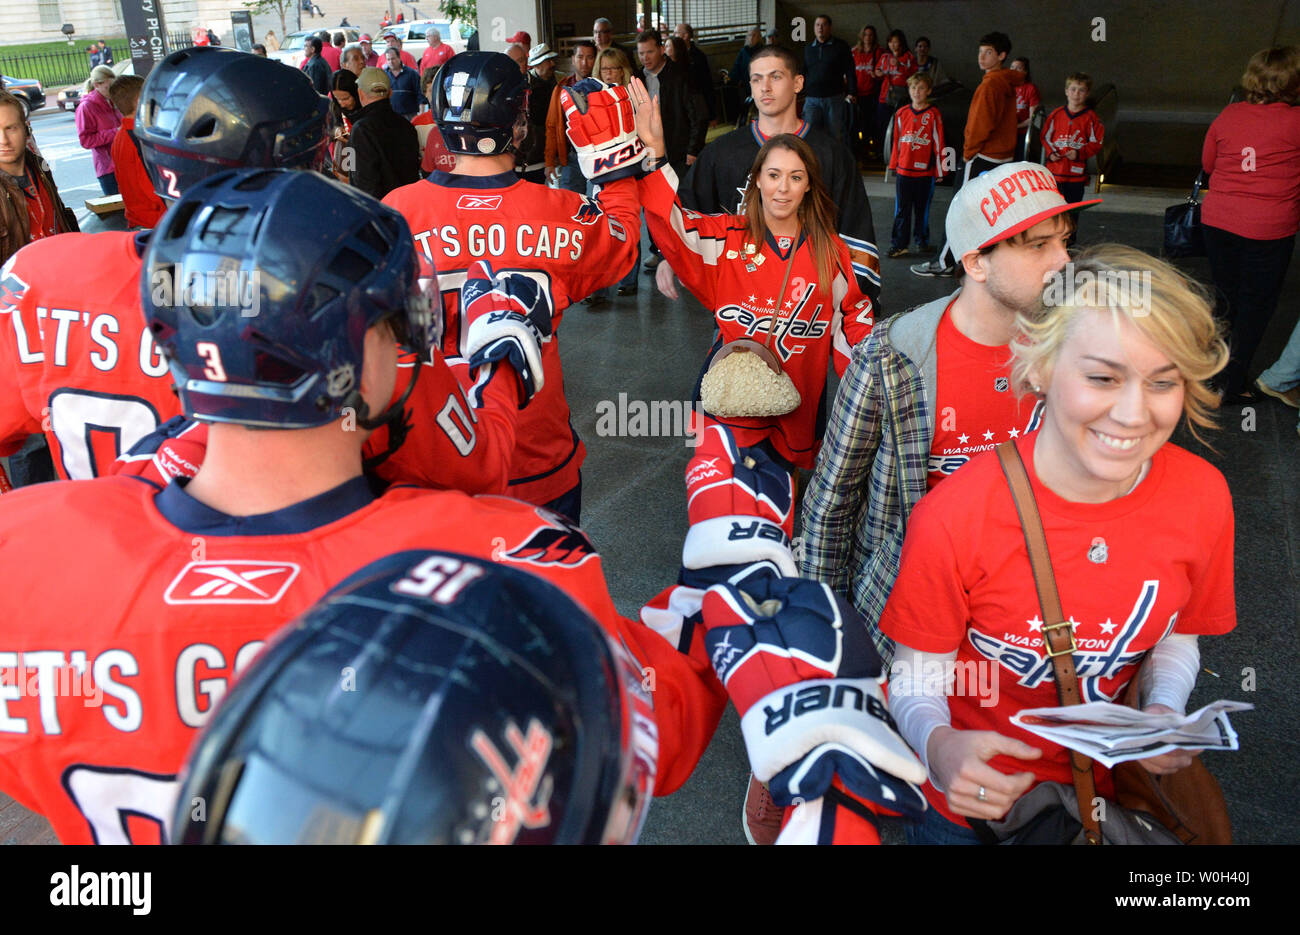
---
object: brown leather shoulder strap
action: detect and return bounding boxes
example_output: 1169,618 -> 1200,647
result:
995,441 -> 1102,844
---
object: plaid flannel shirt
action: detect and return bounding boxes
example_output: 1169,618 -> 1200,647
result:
800,292 -> 955,664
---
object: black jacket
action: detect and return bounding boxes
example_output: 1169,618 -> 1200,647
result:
648,58 -> 706,171
803,37 -> 855,98
302,54 -> 331,95
348,98 -> 420,199
687,44 -> 715,121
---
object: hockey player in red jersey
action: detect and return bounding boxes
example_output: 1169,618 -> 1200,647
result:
384,52 -> 648,522
630,78 -> 875,471
0,47 -> 327,481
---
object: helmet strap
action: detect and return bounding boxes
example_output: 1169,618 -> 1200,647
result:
358,358 -> 423,470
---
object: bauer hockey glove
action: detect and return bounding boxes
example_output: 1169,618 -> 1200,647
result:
560,79 -> 652,183
460,260 -> 553,408
701,576 -> 928,821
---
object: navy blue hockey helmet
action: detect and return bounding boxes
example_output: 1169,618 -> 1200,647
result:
170,550 -> 658,845
142,168 -> 440,429
434,51 -> 529,156
135,46 -> 328,200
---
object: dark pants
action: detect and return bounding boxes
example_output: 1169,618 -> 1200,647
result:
541,473 -> 582,526
97,172 -> 118,196
1203,225 -> 1297,395
1057,181 -> 1086,204
892,175 -> 935,250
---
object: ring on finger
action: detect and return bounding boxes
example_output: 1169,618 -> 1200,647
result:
977,785 -> 987,802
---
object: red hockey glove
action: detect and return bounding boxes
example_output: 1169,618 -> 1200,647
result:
682,423 -> 796,576
460,260 -> 553,407
110,415 -> 207,484
561,79 -> 651,182
701,576 -> 927,822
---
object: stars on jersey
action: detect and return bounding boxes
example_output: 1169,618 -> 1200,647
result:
970,581 -> 1172,702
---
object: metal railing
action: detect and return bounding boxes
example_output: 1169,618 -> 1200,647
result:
0,33 -> 194,89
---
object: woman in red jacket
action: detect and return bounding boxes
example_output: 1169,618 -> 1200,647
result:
75,65 -> 121,195
1200,45 -> 1300,403
630,78 -> 875,472
852,25 -> 884,159
875,30 -> 917,131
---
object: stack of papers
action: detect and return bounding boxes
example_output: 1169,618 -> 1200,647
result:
1010,700 -> 1253,768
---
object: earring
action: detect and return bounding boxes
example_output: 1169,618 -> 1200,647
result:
1032,384 -> 1043,394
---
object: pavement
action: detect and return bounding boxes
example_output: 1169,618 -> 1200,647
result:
2,138 -> 1295,845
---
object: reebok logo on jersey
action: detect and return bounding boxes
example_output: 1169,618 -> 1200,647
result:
164,561 -> 301,605
457,194 -> 503,210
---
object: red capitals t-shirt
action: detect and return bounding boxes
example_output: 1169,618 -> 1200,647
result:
881,434 -> 1237,826
927,302 -> 1037,489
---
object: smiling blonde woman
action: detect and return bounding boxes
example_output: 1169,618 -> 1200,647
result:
882,245 -> 1236,845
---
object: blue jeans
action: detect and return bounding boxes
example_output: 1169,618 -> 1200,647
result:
97,173 -> 118,196
804,95 -> 848,145
904,801 -> 984,845
559,162 -> 586,194
892,175 -> 935,250
1259,319 -> 1300,429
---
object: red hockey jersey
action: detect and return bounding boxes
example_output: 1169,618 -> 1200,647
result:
877,50 -> 917,103
0,476 -> 726,843
640,167 -> 874,468
889,104 -> 945,178
1041,105 -> 1105,183
383,171 -> 642,505
0,231 -> 517,494
0,232 -> 179,477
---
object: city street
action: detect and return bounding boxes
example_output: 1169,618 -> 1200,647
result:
28,97 -> 128,233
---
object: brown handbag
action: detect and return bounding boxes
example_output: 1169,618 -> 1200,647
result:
995,441 -> 1233,845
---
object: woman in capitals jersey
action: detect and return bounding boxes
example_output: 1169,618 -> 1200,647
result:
880,246 -> 1237,843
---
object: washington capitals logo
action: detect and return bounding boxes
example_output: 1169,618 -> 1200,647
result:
502,512 -> 597,567
0,266 -> 28,314
571,196 -> 603,226
471,719 -> 554,845
968,580 -> 1172,702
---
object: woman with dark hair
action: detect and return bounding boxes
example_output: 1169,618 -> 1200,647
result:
852,25 -> 885,159
1010,57 -> 1040,161
630,77 -> 875,472
666,35 -> 690,66
327,69 -> 361,181
1200,45 -> 1300,403
875,29 -> 916,142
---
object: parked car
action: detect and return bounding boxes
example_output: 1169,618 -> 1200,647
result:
270,27 -> 362,69
377,20 -> 471,64
2,75 -> 45,116
57,59 -> 132,111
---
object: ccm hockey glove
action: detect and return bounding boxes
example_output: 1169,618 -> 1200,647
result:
561,79 -> 652,183
460,260 -> 553,407
701,576 -> 927,822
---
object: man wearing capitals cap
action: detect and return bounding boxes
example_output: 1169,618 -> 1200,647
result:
801,161 -> 1099,662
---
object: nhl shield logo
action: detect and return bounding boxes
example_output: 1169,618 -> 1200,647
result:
995,377 -> 1009,392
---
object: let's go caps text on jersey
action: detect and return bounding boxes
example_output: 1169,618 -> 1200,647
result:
148,263 -> 262,318
50,866 -> 151,915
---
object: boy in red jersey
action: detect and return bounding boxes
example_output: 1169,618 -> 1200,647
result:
1042,72 -> 1105,204
887,73 -> 944,258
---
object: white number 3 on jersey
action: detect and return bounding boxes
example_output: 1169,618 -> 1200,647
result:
196,342 -> 228,381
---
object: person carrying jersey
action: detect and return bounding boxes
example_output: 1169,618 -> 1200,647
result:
384,52 -> 646,523
658,45 -> 880,306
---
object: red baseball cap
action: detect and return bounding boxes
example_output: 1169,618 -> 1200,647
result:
508,31 -> 531,45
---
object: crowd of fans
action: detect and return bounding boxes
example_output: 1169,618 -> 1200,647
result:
0,13 -> 1294,847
